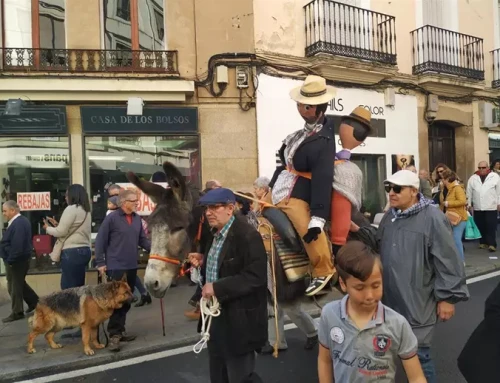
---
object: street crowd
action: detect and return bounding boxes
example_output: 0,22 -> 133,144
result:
1,75 -> 500,382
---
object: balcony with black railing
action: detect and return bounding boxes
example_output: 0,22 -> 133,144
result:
1,48 -> 178,74
491,49 -> 500,88
304,0 -> 397,65
411,26 -> 484,81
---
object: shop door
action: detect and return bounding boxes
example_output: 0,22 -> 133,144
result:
428,122 -> 456,171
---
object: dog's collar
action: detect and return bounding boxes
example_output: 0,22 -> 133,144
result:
149,254 -> 181,266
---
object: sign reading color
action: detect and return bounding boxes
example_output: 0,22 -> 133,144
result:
80,107 -> 198,134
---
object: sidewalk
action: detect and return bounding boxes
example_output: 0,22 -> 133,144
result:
1,241 -> 500,382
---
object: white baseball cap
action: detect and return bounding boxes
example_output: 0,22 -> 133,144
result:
384,170 -> 420,189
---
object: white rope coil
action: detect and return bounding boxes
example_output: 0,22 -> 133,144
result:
193,296 -> 221,354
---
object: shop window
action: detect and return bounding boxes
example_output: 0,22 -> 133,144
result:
0,137 -> 70,276
351,154 -> 387,219
84,135 -> 200,268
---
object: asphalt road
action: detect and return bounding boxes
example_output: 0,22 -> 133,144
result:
50,275 -> 499,383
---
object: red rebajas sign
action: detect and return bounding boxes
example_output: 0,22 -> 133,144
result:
17,192 -> 51,211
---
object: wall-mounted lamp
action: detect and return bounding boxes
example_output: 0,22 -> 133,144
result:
4,99 -> 25,116
127,97 -> 144,116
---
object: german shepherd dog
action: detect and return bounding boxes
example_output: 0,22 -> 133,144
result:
27,278 -> 132,356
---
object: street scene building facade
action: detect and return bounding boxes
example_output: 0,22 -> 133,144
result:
1,0 -> 500,319
0,0 -> 258,297
2,1 -> 500,382
254,0 -> 500,205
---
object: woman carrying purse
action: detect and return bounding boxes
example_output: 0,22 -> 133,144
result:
440,170 -> 468,264
43,184 -> 91,290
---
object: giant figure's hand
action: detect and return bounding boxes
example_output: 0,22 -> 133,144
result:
303,227 -> 321,243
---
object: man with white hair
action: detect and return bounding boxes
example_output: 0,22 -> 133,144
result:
467,160 -> 500,252
377,170 -> 469,382
95,189 -> 151,351
205,180 -> 222,191
0,201 -> 39,323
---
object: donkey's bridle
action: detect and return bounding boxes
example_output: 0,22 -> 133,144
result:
149,254 -> 181,266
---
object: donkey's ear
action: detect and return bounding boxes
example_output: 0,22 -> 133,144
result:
126,171 -> 165,204
162,162 -> 186,200
120,274 -> 127,282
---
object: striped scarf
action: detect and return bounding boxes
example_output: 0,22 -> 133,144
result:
391,194 -> 433,221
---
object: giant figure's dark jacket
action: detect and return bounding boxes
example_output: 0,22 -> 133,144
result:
198,215 -> 268,356
269,116 -> 336,220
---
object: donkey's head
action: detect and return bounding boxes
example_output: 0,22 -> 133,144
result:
127,162 -> 197,298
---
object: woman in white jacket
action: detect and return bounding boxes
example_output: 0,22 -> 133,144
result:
43,184 -> 91,289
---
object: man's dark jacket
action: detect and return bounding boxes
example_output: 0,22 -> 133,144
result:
0,215 -> 32,264
269,116 -> 335,220
458,281 -> 500,382
198,215 -> 268,356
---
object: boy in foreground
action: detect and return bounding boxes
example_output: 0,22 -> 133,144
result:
318,241 -> 427,382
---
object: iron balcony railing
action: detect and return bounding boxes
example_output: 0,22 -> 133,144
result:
304,0 -> 397,65
2,48 -> 178,74
411,25 -> 484,80
491,48 -> 500,88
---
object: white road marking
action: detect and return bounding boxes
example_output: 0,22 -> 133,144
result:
466,270 -> 500,285
17,271 -> 500,383
16,320 -> 317,383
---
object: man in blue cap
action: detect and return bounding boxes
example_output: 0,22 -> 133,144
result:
188,188 -> 267,383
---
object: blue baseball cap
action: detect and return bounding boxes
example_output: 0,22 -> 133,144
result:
199,188 -> 236,205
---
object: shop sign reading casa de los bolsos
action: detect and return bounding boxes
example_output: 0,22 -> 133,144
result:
80,107 -> 198,134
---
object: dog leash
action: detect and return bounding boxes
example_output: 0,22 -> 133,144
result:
96,271 -> 110,347
193,296 -> 220,354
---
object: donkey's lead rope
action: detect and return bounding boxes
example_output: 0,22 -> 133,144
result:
193,296 -> 221,354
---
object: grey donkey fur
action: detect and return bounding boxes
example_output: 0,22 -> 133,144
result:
127,161 -> 199,269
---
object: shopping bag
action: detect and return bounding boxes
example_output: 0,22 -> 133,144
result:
465,213 -> 482,240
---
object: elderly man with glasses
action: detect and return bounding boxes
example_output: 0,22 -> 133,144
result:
95,189 -> 151,352
188,188 -> 267,383
376,170 -> 469,383
466,160 -> 500,252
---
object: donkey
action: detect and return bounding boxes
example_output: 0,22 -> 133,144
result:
126,162 -> 199,298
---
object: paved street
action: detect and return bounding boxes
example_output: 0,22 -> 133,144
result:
30,274 -> 499,383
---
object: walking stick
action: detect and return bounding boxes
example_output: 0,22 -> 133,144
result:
160,298 -> 166,337
258,221 -> 280,358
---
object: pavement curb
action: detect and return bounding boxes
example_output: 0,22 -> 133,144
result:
3,265 -> 498,382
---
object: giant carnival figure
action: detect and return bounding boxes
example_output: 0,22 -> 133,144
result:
266,75 -> 337,296
262,76 -> 374,297
330,106 -> 373,253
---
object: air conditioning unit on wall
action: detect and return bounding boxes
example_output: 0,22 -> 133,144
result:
479,101 -> 500,129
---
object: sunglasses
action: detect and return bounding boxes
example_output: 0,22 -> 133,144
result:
384,184 -> 406,194
478,166 -> 488,170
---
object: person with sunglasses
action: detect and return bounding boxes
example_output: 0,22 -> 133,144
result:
377,170 -> 469,383
431,163 -> 450,204
466,161 -> 500,252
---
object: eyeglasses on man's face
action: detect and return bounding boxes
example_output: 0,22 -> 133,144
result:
384,183 -> 406,194
205,204 -> 225,212
478,166 -> 488,170
126,199 -> 138,204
